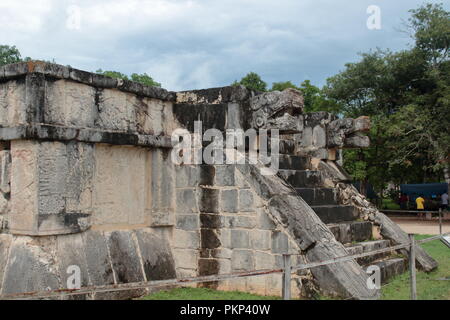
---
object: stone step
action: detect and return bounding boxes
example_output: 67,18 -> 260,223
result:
296,188 -> 338,206
364,258 -> 407,284
278,155 -> 311,170
278,170 -> 323,188
327,221 -> 373,244
312,205 -> 359,224
345,240 -> 392,265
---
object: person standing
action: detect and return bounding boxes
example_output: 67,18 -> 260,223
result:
416,195 -> 425,211
399,193 -> 408,210
441,192 -> 449,211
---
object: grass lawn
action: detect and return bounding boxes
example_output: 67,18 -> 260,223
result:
380,235 -> 450,300
143,235 -> 449,300
381,198 -> 401,210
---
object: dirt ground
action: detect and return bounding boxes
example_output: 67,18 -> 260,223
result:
390,217 -> 450,235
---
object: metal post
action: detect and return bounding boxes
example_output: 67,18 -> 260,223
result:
408,234 -> 417,300
439,208 -> 442,235
282,254 -> 291,300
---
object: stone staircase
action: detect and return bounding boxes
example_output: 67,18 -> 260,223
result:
277,154 -> 407,284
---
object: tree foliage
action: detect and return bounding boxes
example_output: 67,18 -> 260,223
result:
326,3 -> 450,191
0,45 -> 22,66
96,69 -> 161,87
233,72 -> 267,92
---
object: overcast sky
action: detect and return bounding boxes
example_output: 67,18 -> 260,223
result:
0,0 -> 446,91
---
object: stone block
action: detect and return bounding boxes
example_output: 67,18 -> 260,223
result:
250,230 -> 271,250
1,237 -> 61,294
230,229 -> 250,249
221,189 -> 238,213
175,165 -> 200,188
93,144 -> 147,227
226,216 -> 256,229
200,214 -> 224,229
173,249 -> 198,270
215,165 -> 235,186
199,188 -> 220,213
254,251 -> 275,270
176,189 -> 198,213
201,229 -> 221,249
135,229 -> 177,281
271,231 -> 289,254
176,215 -> 199,231
45,80 -> 97,127
173,229 -> 200,249
312,125 -> 327,148
257,209 -> 277,230
198,258 -> 219,276
231,250 -> 254,271
0,234 -> 12,292
106,231 -> 145,284
218,258 -> 232,274
217,229 -> 231,248
82,231 -> 115,287
239,189 -> 254,212
56,233 -> 91,300
0,150 -> 11,194
211,248 -> 232,259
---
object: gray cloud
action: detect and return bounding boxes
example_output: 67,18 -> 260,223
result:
0,0 -> 446,91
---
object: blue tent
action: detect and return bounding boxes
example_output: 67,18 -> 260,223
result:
400,183 -> 448,200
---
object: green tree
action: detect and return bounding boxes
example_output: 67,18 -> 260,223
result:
325,2 -> 450,192
96,69 -> 161,87
0,45 -> 22,66
271,81 -> 299,91
233,72 -> 267,92
130,73 -> 161,87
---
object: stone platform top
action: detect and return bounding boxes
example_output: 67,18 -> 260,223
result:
0,61 -> 176,102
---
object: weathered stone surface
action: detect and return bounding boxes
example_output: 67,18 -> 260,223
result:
243,162 -> 378,299
94,145 -> 147,227
176,85 -> 251,105
175,165 -> 200,188
257,209 -> 277,230
226,216 -> 256,229
201,229 -> 221,249
0,61 -> 175,101
250,230 -> 271,251
106,231 -> 144,284
221,189 -> 238,213
176,215 -> 199,231
215,165 -> 235,186
271,231 -> 289,254
230,230 -> 250,249
249,88 -> 304,133
239,189 -> 254,212
231,250 -> 254,271
56,233 -> 91,300
135,229 -> 177,281
173,249 -> 198,270
0,150 -> 11,194
199,188 -> 220,213
0,234 -> 12,292
1,237 -> 61,295
254,252 -> 275,270
82,231 -> 115,288
328,221 -> 373,244
173,229 -> 200,249
176,189 -> 198,213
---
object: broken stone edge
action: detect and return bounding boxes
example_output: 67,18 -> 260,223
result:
0,61 -> 176,102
